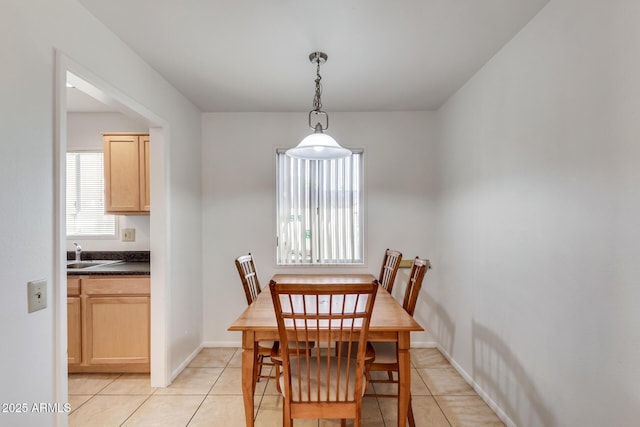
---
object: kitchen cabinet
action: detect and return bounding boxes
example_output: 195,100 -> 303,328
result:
68,275 -> 150,373
103,133 -> 150,214
67,278 -> 81,365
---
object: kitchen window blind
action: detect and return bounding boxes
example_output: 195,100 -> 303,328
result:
276,149 -> 364,265
66,152 -> 116,237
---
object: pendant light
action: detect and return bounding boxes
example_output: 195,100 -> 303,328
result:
286,52 -> 351,160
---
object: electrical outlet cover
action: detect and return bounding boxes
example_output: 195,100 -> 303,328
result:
122,228 -> 136,242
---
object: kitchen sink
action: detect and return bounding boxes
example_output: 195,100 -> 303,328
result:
66,260 -> 121,269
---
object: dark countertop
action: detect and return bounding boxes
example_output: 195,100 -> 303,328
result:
67,261 -> 150,276
67,251 -> 150,276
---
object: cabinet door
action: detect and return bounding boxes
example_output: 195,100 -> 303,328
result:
84,296 -> 150,367
139,135 -> 151,212
104,134 -> 142,212
67,297 -> 82,365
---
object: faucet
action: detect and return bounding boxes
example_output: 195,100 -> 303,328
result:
73,242 -> 82,262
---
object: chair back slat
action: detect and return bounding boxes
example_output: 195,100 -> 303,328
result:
235,253 -> 261,305
378,249 -> 402,292
270,281 -> 378,404
401,258 -> 431,316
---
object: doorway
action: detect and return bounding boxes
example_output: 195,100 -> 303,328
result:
55,52 -> 170,423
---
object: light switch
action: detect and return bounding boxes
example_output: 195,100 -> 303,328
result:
27,279 -> 47,313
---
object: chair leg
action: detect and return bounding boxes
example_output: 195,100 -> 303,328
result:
274,363 -> 281,393
353,401 -> 362,427
408,395 -> 416,427
340,419 -> 347,427
255,354 -> 262,385
283,400 -> 292,427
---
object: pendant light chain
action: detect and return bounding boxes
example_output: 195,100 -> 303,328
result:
312,57 -> 323,113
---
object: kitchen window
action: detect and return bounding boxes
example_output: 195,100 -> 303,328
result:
276,149 -> 364,265
66,151 -> 116,237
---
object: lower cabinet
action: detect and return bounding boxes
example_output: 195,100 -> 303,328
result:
67,277 -> 82,365
68,275 -> 150,373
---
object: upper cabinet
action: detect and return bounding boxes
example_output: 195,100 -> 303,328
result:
103,133 -> 150,214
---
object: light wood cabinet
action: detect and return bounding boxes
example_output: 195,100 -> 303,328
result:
67,278 -> 81,366
68,275 -> 150,373
103,133 -> 150,214
140,134 -> 151,211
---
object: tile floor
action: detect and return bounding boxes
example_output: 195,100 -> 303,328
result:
68,347 -> 505,427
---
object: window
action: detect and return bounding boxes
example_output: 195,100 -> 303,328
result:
66,151 -> 116,237
276,149 -> 364,265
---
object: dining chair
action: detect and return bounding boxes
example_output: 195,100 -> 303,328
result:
269,280 -> 379,427
234,253 -> 278,389
378,248 -> 403,293
366,257 -> 431,427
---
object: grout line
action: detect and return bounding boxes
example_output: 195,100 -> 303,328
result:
371,395 -> 388,427
185,395 -> 208,426
431,395 -> 454,427
415,371 -> 435,397
117,393 -> 154,427
68,394 -> 95,415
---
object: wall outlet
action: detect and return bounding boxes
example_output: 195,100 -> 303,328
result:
27,279 -> 47,313
122,228 -> 136,242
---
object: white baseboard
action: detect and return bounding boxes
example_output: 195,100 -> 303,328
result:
170,343 -> 204,382
436,345 -> 517,427
202,341 -> 242,348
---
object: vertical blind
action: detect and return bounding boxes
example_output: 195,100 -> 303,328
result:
66,152 -> 116,237
276,149 -> 364,265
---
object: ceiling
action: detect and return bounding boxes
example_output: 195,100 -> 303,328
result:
71,0 -> 549,113
67,86 -> 120,113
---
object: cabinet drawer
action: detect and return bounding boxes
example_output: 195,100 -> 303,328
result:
68,277 -> 81,296
83,277 -> 150,295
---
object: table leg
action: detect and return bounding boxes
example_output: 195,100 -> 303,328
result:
397,332 -> 411,427
241,331 -> 256,427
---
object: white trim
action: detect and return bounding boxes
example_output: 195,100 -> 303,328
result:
54,52 -> 172,425
437,345 -> 517,427
54,48 -> 69,427
202,341 -> 245,348
171,344 -> 204,381
148,127 -> 171,387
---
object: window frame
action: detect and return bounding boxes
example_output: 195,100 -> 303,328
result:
66,150 -> 118,240
275,148 -> 365,266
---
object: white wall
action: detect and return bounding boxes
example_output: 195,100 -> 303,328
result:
66,112 -> 150,251
435,0 -> 640,426
0,1 -> 202,425
202,112 -> 439,346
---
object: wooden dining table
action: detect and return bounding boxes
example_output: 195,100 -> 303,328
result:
228,273 -> 424,427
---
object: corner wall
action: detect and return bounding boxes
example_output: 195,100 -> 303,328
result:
0,1 -> 202,425
435,0 -> 640,425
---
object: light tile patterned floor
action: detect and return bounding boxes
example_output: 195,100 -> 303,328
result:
68,348 -> 505,427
